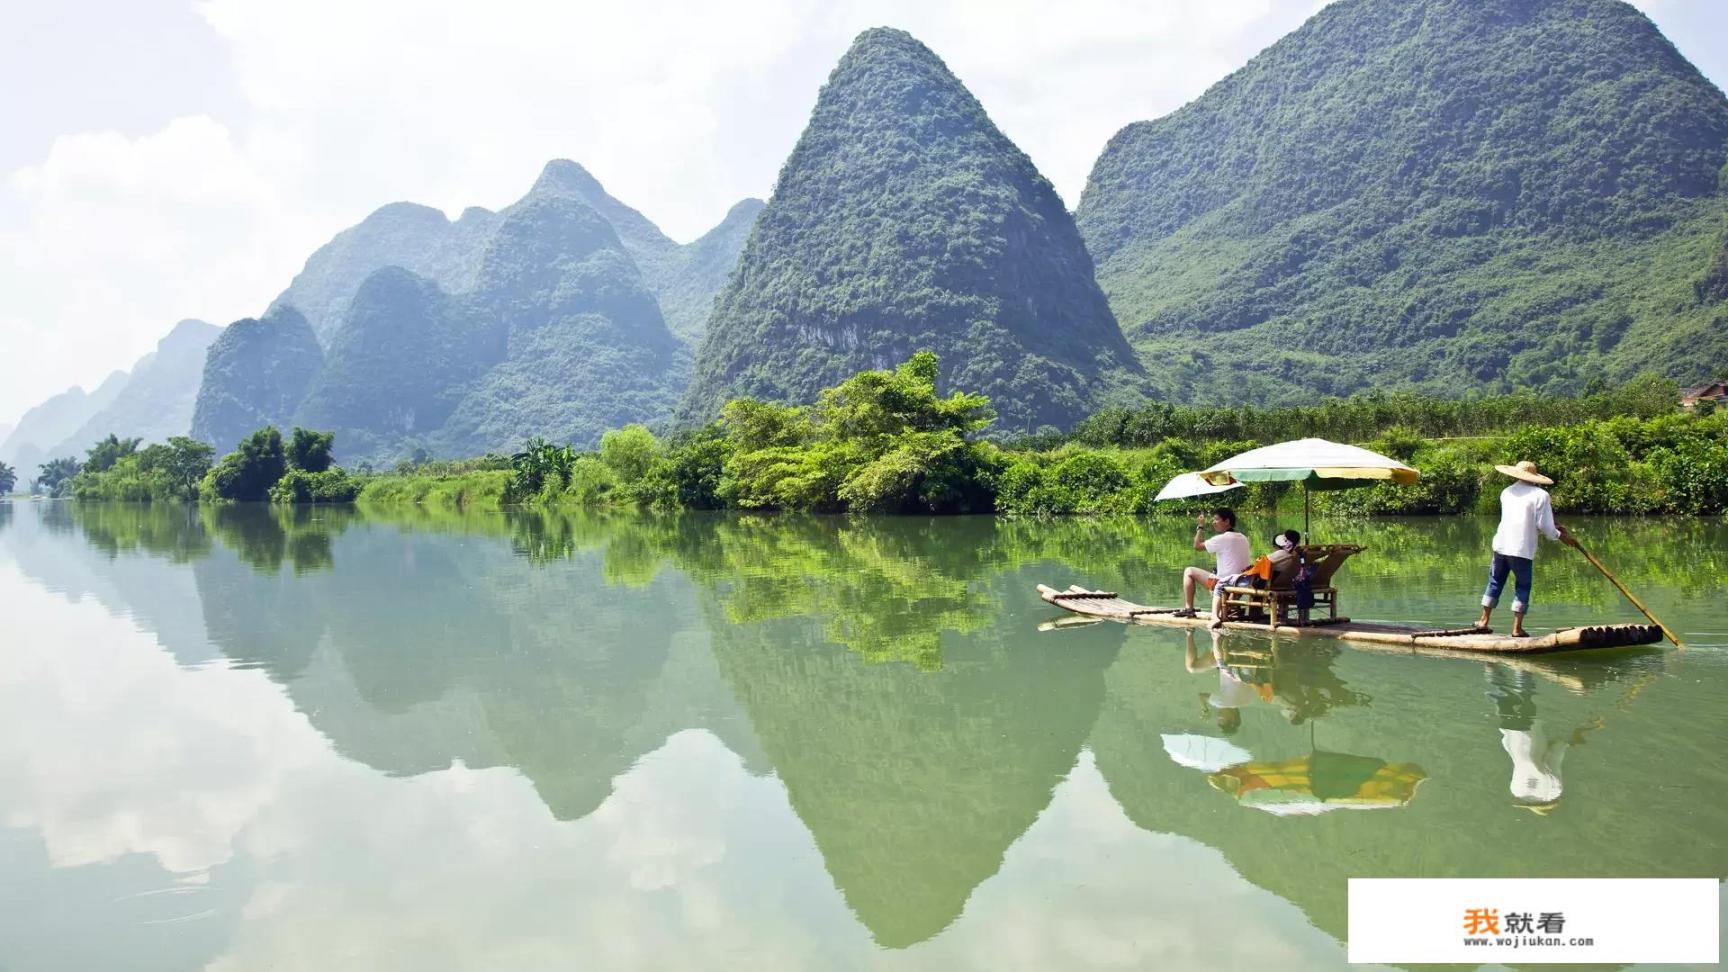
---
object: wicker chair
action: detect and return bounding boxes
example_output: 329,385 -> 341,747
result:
1218,544 -> 1365,629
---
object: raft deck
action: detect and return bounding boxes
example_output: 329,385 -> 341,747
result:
1037,583 -> 1663,655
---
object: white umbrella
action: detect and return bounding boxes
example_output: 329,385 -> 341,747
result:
1153,471 -> 1243,503
1161,733 -> 1254,773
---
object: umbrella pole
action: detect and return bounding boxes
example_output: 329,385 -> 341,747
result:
1304,486 -> 1311,541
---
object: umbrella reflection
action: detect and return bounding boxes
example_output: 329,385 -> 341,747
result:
1206,750 -> 1428,816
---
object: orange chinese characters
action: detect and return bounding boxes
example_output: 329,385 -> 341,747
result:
1463,908 -> 1502,935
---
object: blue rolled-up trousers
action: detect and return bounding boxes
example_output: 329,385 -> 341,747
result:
1481,552 -> 1534,614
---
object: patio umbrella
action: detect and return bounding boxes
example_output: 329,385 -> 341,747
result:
1198,437 -> 1419,536
1153,471 -> 1243,503
1205,750 -> 1428,816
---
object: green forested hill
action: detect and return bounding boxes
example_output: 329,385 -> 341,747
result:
293,266 -> 498,462
1076,0 -> 1728,404
191,305 -> 324,453
519,161 -> 763,343
290,172 -> 685,464
682,28 -> 1142,433
271,202 -> 499,345
433,181 -> 685,459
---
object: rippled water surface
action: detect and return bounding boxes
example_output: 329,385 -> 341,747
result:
1,501 -> 1724,970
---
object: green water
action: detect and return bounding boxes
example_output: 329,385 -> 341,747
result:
1,501 -> 1724,970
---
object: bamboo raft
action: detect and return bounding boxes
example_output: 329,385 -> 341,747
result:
1036,584 -> 1664,655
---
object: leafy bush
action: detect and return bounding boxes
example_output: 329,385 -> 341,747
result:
287,428 -> 336,473
202,427 -> 289,501
270,468 -> 363,504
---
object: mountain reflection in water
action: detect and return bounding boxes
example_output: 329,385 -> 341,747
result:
1,501 -> 1723,969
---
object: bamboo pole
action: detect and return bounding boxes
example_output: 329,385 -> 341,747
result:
1568,537 -> 1684,648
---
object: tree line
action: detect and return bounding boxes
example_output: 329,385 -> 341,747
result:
10,356 -> 1724,517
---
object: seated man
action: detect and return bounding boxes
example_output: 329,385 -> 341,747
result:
1176,507 -> 1250,618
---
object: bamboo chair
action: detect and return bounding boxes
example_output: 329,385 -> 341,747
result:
1218,544 -> 1365,629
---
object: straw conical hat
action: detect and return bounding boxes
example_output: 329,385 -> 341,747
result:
1494,460 -> 1552,486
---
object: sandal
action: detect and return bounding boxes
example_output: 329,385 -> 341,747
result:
1172,608 -> 1198,618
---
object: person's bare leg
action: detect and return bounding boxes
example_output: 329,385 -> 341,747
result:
1182,567 -> 1199,610
1476,606 -> 1493,629
1511,609 -> 1527,638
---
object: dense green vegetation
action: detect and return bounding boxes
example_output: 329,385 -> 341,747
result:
0,460 -> 16,495
681,27 -> 1142,434
1076,0 -> 1728,404
69,435 -> 212,502
1072,374 -> 1682,448
58,423 -> 360,504
356,355 -> 1728,517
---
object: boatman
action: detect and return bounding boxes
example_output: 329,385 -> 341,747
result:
1475,460 -> 1575,638
1176,507 -> 1251,619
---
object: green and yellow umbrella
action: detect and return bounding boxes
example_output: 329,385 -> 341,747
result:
1197,437 -> 1420,536
1206,750 -> 1428,816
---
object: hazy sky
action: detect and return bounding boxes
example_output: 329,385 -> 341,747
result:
1,0 -> 1723,428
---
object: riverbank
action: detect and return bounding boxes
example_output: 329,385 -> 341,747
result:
41,354 -> 1728,517
352,409 -> 1728,518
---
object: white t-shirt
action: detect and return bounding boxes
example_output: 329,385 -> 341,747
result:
1204,531 -> 1252,578
1501,727 -> 1567,803
1491,482 -> 1561,560
1211,669 -> 1261,709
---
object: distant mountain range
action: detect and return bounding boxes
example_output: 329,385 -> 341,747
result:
9,0 -> 1728,470
192,161 -> 757,463
1,321 -> 217,480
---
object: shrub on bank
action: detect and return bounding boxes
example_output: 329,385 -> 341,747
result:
269,468 -> 364,504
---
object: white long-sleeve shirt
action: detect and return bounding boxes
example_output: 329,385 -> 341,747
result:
1491,482 -> 1560,560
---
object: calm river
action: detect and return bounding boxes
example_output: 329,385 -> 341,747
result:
1,501 -> 1724,970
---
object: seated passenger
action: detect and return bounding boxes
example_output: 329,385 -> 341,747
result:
1210,529 -> 1301,628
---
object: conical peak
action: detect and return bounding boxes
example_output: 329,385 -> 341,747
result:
830,27 -> 960,93
530,159 -> 604,199
805,27 -> 996,145
160,318 -> 217,350
843,27 -> 929,62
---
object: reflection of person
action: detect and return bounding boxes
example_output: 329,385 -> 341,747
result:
1484,666 -> 1600,814
1177,507 -> 1250,619
1186,629 -> 1261,735
1475,460 -> 1575,638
